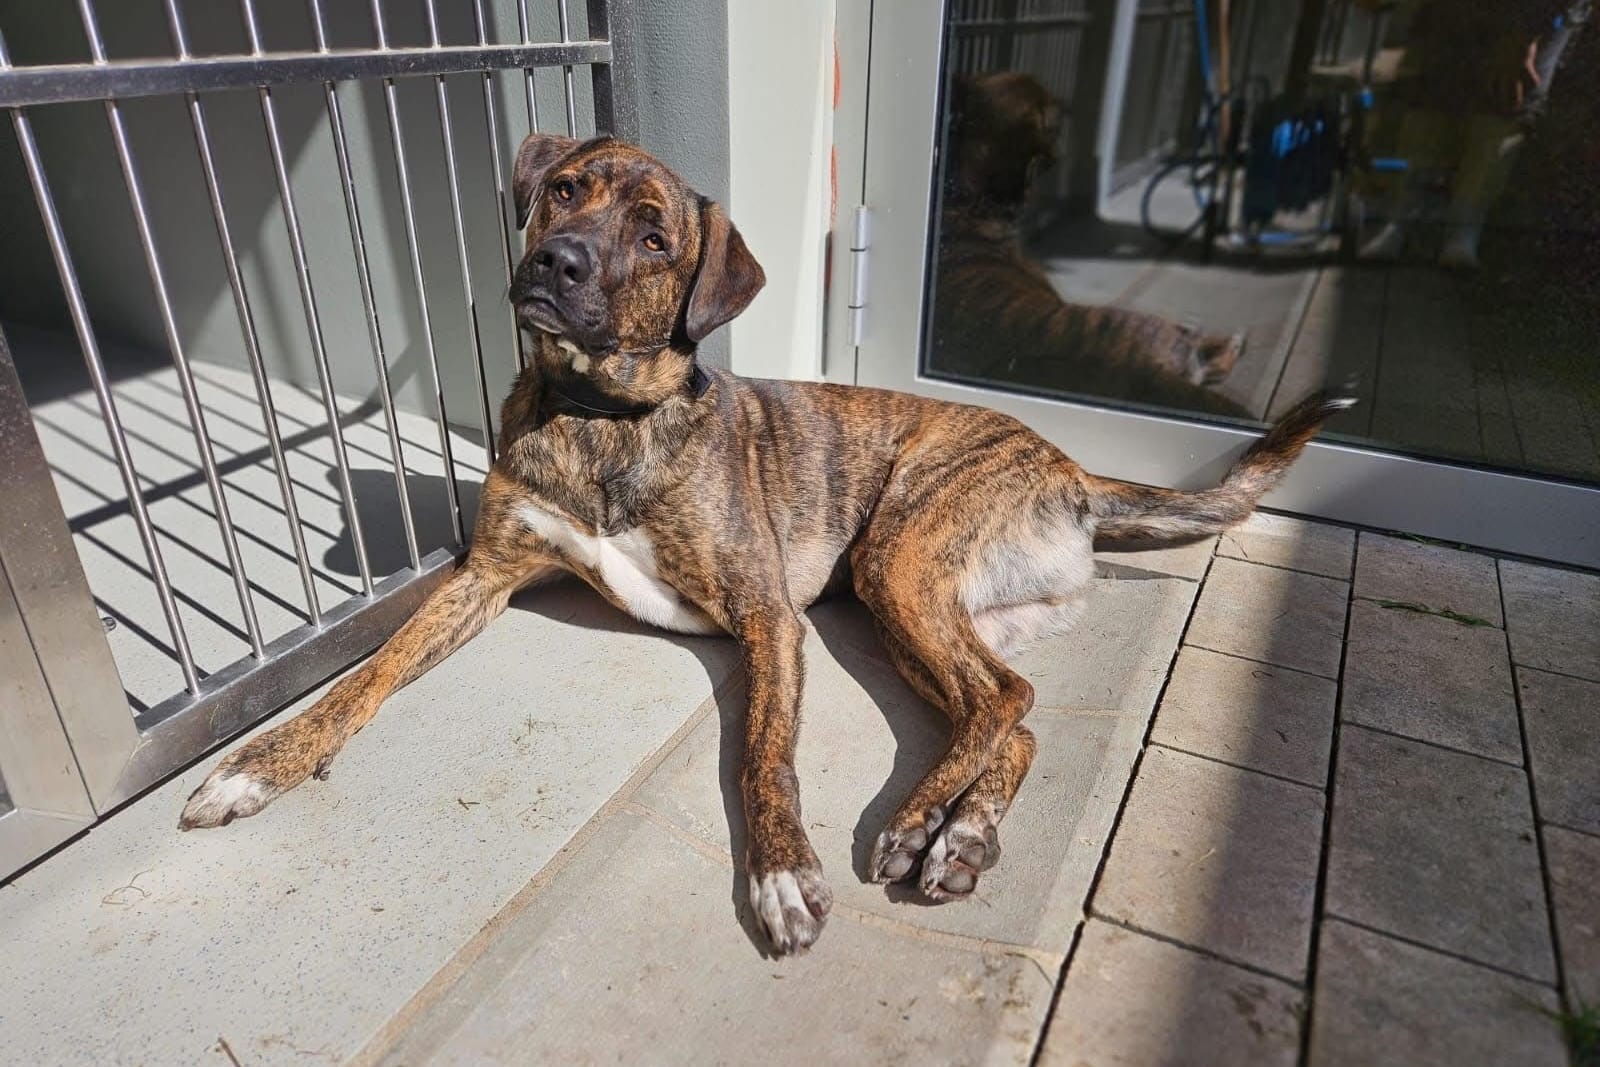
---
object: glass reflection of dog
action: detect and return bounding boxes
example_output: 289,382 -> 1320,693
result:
934,72 -> 1248,416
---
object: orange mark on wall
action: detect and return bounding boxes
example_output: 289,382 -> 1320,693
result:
825,36 -> 841,295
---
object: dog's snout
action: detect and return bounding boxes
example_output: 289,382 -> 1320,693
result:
532,234 -> 593,293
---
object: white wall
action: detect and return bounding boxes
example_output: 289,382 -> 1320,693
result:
726,2 -> 836,382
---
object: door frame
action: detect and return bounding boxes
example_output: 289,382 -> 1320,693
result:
843,0 -> 1600,570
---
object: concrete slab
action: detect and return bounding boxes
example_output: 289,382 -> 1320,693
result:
1185,556 -> 1349,678
1093,536 -> 1217,581
1039,920 -> 1303,1067
1341,597 -> 1520,763
1518,667 -> 1600,835
1544,825 -> 1600,1007
1150,646 -> 1337,787
1093,746 -> 1325,980
1010,574 -> 1197,712
373,810 -> 1057,1067
0,587 -> 738,1067
1354,533 -> 1504,627
1500,560 -> 1600,682
1307,919 -> 1564,1067
631,621 -> 1149,952
1218,512 -> 1354,580
1324,727 -> 1555,982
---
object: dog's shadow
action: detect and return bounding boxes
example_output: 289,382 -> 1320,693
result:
316,466 -> 949,956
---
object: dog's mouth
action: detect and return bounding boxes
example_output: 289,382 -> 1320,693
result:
516,297 -> 616,357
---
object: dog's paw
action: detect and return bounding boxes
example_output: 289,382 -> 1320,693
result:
919,812 -> 1001,901
178,761 -> 283,830
869,806 -> 945,884
750,867 -> 832,954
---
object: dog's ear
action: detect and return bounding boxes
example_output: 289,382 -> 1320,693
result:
685,198 -> 766,343
513,132 -> 580,228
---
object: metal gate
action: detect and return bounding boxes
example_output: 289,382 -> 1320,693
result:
0,0 -> 634,879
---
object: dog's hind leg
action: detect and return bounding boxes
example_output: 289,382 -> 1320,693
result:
875,627 -> 1039,899
852,559 -> 1036,893
851,411 -> 1096,899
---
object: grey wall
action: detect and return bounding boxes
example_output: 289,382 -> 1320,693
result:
0,0 -> 732,429
630,0 -> 732,370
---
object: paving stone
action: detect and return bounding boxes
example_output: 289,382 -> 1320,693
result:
1094,535 -> 1217,581
1217,512 -> 1354,579
0,588 -> 740,1067
1150,646 -> 1336,787
1545,825 -> 1600,1007
1308,919 -> 1564,1067
1039,919 -> 1303,1067
633,628 -> 1148,951
1093,746 -> 1324,980
377,810 -> 1055,1066
1500,559 -> 1600,681
1519,667 -> 1600,835
1341,597 -> 1520,762
1353,532 -> 1504,627
1324,727 -> 1555,981
1010,574 -> 1197,712
1185,556 -> 1349,678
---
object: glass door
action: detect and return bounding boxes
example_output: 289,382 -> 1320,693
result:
848,0 -> 1600,569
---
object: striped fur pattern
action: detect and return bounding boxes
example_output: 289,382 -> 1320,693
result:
180,136 -> 1349,955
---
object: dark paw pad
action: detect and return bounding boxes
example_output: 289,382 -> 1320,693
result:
919,817 -> 1001,901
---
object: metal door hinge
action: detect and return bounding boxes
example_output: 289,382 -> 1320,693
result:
847,206 -> 871,346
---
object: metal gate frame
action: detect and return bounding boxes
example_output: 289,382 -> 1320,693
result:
0,0 -> 636,874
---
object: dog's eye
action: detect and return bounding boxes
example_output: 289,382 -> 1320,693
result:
552,179 -> 575,202
642,233 -> 666,253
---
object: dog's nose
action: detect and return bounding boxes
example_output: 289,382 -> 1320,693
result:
532,234 -> 593,294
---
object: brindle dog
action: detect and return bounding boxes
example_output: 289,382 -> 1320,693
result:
180,133 -> 1350,954
934,72 -> 1248,415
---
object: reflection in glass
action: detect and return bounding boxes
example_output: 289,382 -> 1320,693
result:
924,0 -> 1599,485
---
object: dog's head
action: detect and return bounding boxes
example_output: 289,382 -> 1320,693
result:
946,71 -> 1062,218
508,134 -> 765,404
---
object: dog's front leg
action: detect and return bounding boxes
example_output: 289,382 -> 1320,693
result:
179,550 -> 552,829
738,608 -> 832,953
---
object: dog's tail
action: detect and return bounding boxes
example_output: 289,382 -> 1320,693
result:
1086,391 -> 1355,544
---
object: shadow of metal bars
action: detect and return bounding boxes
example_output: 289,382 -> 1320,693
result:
0,0 -> 634,833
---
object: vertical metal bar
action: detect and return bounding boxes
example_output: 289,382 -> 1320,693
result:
305,0 -> 421,571
555,0 -> 578,135
165,0 -> 321,622
586,0 -> 639,141
472,0 -> 529,373
78,0 -> 268,659
515,0 -> 542,133
0,31 -> 202,695
370,6 -> 466,545
239,0 -> 376,594
418,0 -> 499,465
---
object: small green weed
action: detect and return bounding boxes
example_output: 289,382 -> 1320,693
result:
1373,599 -> 1496,628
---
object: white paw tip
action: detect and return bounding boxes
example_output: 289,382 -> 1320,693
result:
750,869 -> 831,954
179,770 -> 273,829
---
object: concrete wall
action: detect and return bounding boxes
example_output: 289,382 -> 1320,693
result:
0,0 -> 731,428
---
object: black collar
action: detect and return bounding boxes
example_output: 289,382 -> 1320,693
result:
545,362 -> 713,418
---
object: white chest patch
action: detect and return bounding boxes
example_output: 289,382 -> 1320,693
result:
515,503 -> 722,635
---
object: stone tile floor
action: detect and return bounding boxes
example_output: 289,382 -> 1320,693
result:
2,513 -> 1597,1066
